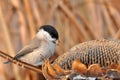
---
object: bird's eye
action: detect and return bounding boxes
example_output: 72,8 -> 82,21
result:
50,33 -> 54,38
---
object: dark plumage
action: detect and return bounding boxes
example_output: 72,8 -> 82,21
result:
40,25 -> 59,40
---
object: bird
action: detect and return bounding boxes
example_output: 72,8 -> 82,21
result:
5,25 -> 59,66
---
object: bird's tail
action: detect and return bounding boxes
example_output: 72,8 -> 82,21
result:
4,61 -> 11,64
0,51 -> 13,64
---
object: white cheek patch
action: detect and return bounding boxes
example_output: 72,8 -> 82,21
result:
36,29 -> 45,39
36,29 -> 56,41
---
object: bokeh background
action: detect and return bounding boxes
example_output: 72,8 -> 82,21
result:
0,0 -> 120,80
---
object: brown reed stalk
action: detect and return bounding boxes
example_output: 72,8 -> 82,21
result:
103,1 -> 120,39
85,0 -> 95,20
58,0 -> 91,41
100,2 -> 116,37
75,11 -> 101,39
103,1 -> 118,29
23,0 -> 36,39
0,5 -> 22,80
64,17 -> 71,50
30,0 -> 43,27
115,30 -> 120,39
45,1 -> 59,24
86,0 -> 104,39
10,0 -> 29,46
54,10 -> 65,54
37,0 -> 46,17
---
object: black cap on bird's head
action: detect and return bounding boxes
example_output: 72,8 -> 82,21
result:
39,25 -> 59,40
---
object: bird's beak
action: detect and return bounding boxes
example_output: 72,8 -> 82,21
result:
56,39 -> 60,45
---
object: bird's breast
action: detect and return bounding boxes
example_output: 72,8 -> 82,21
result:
19,47 -> 44,65
19,42 -> 56,66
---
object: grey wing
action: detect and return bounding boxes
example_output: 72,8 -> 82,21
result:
14,38 -> 41,59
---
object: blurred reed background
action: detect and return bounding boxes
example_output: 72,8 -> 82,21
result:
0,0 -> 120,80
